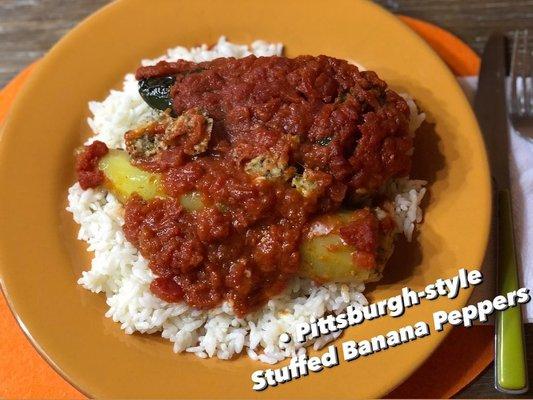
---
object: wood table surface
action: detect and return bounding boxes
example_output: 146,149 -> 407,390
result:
1,0 -> 532,398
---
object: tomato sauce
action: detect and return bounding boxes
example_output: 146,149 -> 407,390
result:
78,55 -> 412,316
75,140 -> 108,190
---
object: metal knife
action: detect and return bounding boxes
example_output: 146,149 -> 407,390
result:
474,32 -> 528,394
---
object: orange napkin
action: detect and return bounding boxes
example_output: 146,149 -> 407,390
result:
0,16 -> 490,399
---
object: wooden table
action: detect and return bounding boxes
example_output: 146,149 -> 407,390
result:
1,0 -> 532,398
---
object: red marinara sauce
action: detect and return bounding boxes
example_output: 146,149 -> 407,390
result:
78,55 -> 413,316
76,140 -> 108,190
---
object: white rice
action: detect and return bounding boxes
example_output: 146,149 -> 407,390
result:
67,37 -> 426,363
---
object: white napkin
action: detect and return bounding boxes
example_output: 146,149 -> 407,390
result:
458,76 -> 533,322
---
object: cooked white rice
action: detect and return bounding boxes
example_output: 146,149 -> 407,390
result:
67,37 -> 426,364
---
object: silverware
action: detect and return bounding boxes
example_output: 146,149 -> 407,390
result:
509,29 -> 533,136
474,32 -> 528,395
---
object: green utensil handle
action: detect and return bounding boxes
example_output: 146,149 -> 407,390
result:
495,189 -> 528,394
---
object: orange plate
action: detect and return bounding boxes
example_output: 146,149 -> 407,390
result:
0,0 -> 491,398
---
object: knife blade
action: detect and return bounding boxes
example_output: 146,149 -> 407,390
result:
474,32 -> 528,394
474,32 -> 509,190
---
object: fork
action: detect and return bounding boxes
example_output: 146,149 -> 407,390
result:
509,29 -> 533,135
493,29 -> 531,394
